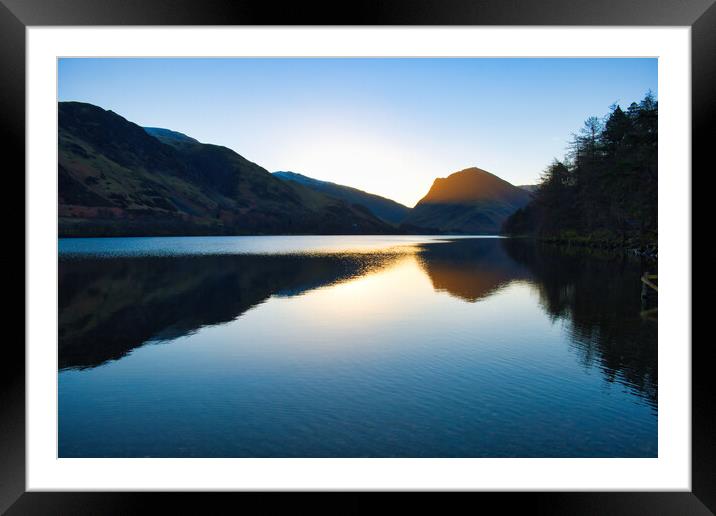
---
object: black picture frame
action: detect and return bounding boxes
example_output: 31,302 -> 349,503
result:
3,1 -> 710,513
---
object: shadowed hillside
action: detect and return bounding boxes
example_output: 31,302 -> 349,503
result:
143,127 -> 199,144
274,171 -> 411,225
58,102 -> 393,236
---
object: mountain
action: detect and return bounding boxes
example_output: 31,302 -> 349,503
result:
58,102 -> 393,236
143,127 -> 199,144
518,184 -> 538,193
401,167 -> 531,234
273,171 -> 410,225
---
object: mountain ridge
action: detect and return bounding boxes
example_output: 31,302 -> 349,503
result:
273,171 -> 410,226
143,127 -> 199,145
58,102 -> 529,237
401,167 -> 531,234
58,102 -> 392,236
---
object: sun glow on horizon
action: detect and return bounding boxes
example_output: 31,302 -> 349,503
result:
59,57 -> 658,207
271,126 -> 451,208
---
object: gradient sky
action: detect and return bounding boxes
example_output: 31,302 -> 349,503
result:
58,58 -> 657,207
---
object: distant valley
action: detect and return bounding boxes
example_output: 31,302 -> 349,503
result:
59,102 -> 530,237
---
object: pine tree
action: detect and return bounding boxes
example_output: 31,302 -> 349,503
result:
502,92 -> 658,249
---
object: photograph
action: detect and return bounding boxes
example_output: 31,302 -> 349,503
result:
1,0 -> 707,507
56,57 -> 659,459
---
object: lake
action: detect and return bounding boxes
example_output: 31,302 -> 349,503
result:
58,235 -> 657,457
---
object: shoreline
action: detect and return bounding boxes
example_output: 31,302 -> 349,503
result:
505,234 -> 658,261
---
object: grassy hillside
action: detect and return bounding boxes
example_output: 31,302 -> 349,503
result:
58,102 -> 393,236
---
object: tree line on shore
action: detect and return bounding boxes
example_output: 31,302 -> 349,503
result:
503,92 -> 657,250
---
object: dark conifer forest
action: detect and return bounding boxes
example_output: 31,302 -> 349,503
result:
503,93 -> 657,253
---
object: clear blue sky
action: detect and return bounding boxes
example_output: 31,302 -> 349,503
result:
58,58 -> 657,207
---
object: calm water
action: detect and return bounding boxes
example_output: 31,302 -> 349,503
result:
58,236 -> 657,457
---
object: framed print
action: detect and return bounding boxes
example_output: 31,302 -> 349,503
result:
4,0 -> 711,513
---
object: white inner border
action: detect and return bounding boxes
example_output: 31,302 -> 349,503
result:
27,27 -> 691,491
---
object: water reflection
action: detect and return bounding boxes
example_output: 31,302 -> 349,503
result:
59,238 -> 656,409
502,240 -> 657,406
59,252 -> 401,369
418,237 -> 532,302
60,237 -> 660,457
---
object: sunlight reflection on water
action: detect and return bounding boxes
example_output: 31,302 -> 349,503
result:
58,236 -> 656,458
